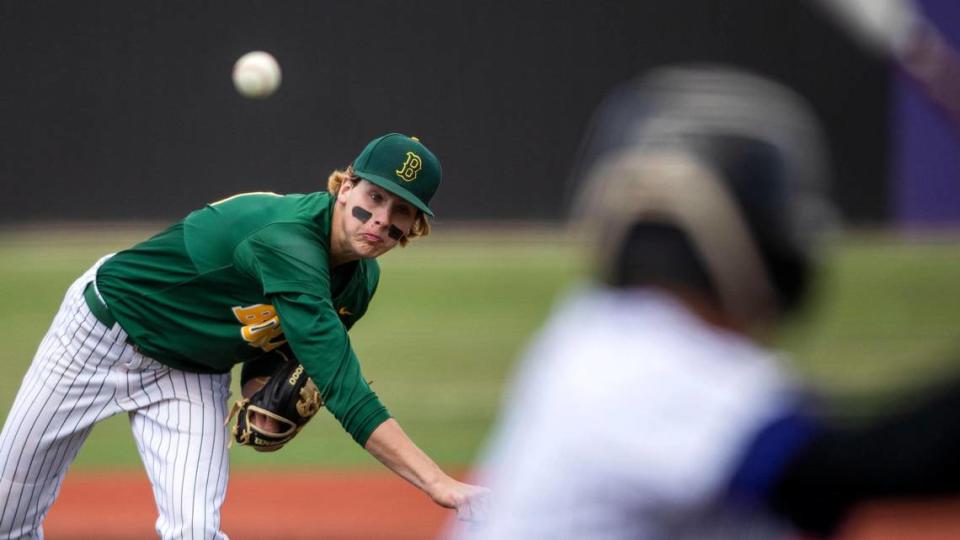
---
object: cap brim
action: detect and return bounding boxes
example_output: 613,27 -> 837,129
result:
356,173 -> 435,217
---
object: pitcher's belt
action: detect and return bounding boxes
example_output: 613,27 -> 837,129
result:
83,281 -> 117,328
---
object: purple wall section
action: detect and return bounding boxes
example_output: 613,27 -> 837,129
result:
896,0 -> 960,225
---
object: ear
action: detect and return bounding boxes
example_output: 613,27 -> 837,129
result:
337,179 -> 356,204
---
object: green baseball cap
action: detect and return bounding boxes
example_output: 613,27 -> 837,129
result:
352,133 -> 442,217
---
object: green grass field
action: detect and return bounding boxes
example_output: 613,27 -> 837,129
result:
0,226 -> 958,471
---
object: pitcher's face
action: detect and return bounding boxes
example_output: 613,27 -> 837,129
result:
336,179 -> 417,260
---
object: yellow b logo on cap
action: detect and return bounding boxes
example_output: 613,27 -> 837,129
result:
396,152 -> 422,182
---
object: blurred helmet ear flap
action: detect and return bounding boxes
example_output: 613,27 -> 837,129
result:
608,221 -> 718,305
686,133 -> 813,313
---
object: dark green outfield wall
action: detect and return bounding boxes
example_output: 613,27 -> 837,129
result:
0,1 -> 887,223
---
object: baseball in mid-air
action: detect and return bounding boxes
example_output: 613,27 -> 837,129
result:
232,51 -> 282,99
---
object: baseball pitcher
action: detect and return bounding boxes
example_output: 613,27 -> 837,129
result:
0,133 -> 487,539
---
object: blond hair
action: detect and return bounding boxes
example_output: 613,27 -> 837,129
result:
327,166 -> 431,246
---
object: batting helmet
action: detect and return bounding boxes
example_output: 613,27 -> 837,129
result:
569,65 -> 837,329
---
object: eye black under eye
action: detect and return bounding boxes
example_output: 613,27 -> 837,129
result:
388,225 -> 405,240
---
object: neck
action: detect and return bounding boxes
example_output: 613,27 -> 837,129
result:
665,285 -> 776,343
651,284 -> 743,335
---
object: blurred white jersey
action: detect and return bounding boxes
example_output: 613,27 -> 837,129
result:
450,286 -> 803,540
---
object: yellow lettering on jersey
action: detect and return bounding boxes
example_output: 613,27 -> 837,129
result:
232,303 -> 286,351
210,191 -> 281,206
395,152 -> 422,182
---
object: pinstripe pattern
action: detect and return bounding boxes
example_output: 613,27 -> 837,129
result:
0,259 -> 232,540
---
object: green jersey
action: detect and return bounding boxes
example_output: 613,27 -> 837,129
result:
96,191 -> 389,445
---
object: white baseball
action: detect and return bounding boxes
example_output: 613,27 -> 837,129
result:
232,51 -> 282,99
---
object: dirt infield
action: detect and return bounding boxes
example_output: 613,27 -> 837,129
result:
44,469 -> 960,539
45,470 -> 450,539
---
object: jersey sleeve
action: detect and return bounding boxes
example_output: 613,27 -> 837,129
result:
271,291 -> 391,446
234,222 -> 331,297
725,402 -> 820,502
234,222 -> 390,445
340,260 -> 381,331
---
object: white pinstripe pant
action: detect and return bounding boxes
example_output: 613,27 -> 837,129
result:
0,258 -> 232,540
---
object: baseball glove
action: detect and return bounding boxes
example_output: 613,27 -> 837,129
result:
226,345 -> 324,452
